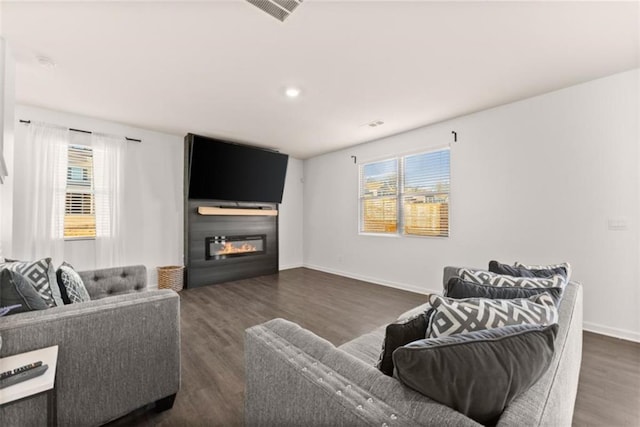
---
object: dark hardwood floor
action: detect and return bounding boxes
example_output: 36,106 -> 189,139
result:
573,332 -> 640,426
109,268 -> 640,427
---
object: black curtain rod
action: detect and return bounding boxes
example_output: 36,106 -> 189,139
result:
19,120 -> 142,143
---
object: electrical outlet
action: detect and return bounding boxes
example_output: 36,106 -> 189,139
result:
608,218 -> 629,231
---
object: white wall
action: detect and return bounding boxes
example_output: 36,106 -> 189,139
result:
279,157 -> 304,270
10,105 -> 184,286
304,69 -> 640,341
4,105 -> 306,283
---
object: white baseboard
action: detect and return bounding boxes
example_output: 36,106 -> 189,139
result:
279,263 -> 304,271
583,321 -> 640,343
303,263 -> 439,296
288,265 -> 640,343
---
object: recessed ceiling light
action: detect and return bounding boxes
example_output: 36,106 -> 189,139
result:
36,55 -> 56,69
285,87 -> 301,98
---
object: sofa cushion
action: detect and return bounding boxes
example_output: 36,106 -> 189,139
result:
338,327 -> 386,366
396,302 -> 431,321
78,265 -> 147,300
0,269 -> 50,314
489,260 -> 567,279
458,268 -> 567,289
0,258 -> 61,307
56,262 -> 91,304
445,277 -> 562,302
393,323 -> 558,425
427,293 -> 558,338
376,311 -> 431,376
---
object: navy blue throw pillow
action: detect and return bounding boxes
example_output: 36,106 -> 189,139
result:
489,260 -> 567,279
377,311 -> 432,376
445,277 -> 562,303
394,323 -> 558,425
0,269 -> 49,314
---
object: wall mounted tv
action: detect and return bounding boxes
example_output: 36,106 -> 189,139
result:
187,134 -> 289,203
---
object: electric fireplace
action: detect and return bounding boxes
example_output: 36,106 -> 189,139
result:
206,235 -> 266,260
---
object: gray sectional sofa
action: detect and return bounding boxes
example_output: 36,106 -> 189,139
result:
0,265 -> 181,426
245,267 -> 583,426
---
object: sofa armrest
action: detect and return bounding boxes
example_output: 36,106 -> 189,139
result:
443,265 -> 488,289
497,281 -> 583,427
245,318 -> 480,427
0,290 -> 180,426
78,264 -> 147,299
442,266 -> 461,289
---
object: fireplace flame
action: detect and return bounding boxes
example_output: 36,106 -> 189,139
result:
216,242 -> 257,255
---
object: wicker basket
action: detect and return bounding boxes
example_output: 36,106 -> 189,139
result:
157,266 -> 185,292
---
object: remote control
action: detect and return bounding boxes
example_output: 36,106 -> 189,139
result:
0,364 -> 48,389
0,361 -> 43,380
0,304 -> 22,317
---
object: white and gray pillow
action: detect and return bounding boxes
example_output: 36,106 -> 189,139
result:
458,268 -> 566,289
426,293 -> 558,338
0,258 -> 62,307
56,262 -> 91,304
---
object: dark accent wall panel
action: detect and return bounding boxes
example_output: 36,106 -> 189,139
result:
186,199 -> 279,288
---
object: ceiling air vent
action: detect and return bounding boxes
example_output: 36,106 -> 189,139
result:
246,0 -> 303,22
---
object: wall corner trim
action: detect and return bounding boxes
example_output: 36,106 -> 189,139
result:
279,263 -> 304,271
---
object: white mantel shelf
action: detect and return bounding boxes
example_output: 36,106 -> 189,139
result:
197,206 -> 278,217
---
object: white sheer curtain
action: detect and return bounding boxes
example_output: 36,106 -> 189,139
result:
92,133 -> 126,268
15,122 -> 69,264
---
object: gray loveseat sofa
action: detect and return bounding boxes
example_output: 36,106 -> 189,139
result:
0,265 -> 181,426
245,267 -> 583,426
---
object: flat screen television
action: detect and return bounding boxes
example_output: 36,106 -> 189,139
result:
187,134 -> 289,203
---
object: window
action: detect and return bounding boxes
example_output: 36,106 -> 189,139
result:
402,149 -> 450,237
360,158 -> 398,233
359,148 -> 450,237
64,145 -> 96,238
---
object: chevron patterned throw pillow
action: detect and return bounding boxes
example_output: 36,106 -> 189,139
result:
426,293 -> 558,338
458,268 -> 567,289
56,262 -> 91,304
0,258 -> 59,307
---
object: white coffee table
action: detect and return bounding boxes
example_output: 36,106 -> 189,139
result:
0,345 -> 59,425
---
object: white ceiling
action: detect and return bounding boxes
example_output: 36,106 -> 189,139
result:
2,1 -> 638,159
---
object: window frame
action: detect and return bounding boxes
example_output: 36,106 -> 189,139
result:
358,146 -> 451,238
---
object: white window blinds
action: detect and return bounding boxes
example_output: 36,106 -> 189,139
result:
359,158 -> 398,233
64,144 -> 96,238
402,149 -> 450,237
